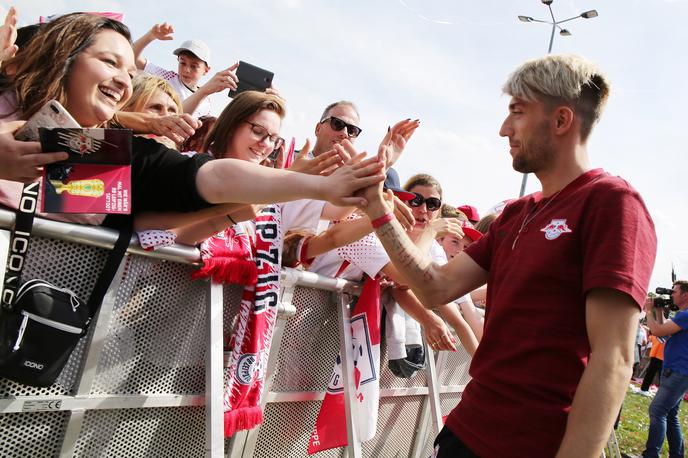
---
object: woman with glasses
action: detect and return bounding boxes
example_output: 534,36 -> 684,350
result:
0,13 -> 383,227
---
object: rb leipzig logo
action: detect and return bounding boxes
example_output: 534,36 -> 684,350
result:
540,219 -> 573,240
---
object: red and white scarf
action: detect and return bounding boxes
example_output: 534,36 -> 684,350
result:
308,277 -> 381,454
192,206 -> 283,437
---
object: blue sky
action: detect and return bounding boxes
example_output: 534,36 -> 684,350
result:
7,0 -> 688,289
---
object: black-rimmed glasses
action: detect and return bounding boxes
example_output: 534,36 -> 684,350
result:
408,193 -> 442,211
244,121 -> 285,149
320,116 -> 362,138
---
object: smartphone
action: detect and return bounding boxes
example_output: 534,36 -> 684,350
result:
267,148 -> 280,161
15,100 -> 80,141
228,61 -> 274,98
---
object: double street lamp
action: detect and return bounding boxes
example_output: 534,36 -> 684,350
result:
516,0 -> 598,197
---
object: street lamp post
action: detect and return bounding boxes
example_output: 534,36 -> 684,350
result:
516,1 -> 598,197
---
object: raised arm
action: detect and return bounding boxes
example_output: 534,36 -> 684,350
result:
114,111 -> 200,144
132,23 -> 174,70
0,6 -> 18,70
555,288 -> 639,457
183,63 -> 239,114
436,303 -> 479,355
353,140 -> 487,304
196,150 -> 384,207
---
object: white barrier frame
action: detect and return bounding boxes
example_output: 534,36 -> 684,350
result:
0,209 -> 466,457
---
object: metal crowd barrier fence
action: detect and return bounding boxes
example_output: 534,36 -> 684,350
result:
0,209 -> 472,457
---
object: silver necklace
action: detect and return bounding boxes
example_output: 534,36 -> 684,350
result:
511,188 -> 563,250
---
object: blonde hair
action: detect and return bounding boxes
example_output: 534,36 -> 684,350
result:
502,54 -> 610,141
122,74 -> 182,114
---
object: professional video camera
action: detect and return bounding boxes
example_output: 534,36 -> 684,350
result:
653,287 -> 678,311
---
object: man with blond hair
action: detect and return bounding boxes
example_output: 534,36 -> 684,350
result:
354,54 -> 657,457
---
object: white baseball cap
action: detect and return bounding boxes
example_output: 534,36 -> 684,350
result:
173,39 -> 210,65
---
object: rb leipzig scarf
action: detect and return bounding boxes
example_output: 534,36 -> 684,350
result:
192,206 -> 283,436
308,277 -> 381,454
223,206 -> 283,436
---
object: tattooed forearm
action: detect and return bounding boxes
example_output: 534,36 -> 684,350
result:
376,219 -> 436,291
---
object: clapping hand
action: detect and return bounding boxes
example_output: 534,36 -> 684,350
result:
323,140 -> 385,207
289,139 -> 347,176
377,118 -> 420,169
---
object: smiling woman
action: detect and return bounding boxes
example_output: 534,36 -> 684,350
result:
1,13 -> 134,124
0,11 -> 385,226
62,30 -> 135,127
202,90 -> 285,165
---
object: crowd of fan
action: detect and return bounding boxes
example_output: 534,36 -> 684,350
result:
0,9 -> 501,370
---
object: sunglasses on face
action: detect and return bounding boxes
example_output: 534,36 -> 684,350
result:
320,116 -> 362,138
408,193 -> 442,211
244,121 -> 285,149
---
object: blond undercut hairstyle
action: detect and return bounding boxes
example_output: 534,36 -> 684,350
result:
502,54 -> 610,141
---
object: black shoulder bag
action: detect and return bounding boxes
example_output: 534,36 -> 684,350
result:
0,181 -> 132,387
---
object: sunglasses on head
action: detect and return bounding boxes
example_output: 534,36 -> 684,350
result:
408,193 -> 442,211
320,116 -> 362,138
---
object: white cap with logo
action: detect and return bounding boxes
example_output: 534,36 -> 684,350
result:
173,39 -> 210,65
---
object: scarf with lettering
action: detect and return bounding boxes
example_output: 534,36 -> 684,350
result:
191,206 -> 283,436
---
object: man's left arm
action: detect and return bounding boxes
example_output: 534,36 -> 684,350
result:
555,288 -> 639,458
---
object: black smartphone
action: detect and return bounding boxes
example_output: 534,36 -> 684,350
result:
228,61 -> 274,98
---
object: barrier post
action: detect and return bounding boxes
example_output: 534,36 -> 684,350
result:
206,281 -> 225,457
338,293 -> 362,458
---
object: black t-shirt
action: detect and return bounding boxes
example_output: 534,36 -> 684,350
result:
103,137 -> 214,228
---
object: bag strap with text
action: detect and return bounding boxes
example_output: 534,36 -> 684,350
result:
1,181 -> 132,315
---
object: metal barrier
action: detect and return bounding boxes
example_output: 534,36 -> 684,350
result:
0,209 -> 471,457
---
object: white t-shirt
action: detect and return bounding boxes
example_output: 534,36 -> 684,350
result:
280,199 -> 326,234
143,61 -> 211,117
308,231 -> 390,281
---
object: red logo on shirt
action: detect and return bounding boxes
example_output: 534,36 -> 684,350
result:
540,219 -> 572,240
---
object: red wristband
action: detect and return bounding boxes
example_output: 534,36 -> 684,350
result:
371,213 -> 395,229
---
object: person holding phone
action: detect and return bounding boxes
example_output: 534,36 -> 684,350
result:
0,13 -> 385,227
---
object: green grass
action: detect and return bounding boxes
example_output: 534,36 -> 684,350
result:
616,385 -> 688,456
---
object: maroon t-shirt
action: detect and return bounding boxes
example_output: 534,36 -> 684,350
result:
446,169 -> 656,458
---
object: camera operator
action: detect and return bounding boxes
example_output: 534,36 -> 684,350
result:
641,280 -> 688,458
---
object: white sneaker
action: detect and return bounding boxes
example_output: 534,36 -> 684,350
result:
639,390 -> 653,397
